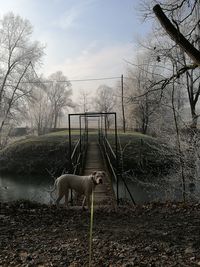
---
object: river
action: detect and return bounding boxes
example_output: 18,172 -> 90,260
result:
0,174 -> 53,204
0,174 -> 198,204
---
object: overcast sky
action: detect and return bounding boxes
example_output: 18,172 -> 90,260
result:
0,0 -> 152,100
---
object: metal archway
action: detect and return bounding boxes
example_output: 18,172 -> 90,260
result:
68,112 -> 118,171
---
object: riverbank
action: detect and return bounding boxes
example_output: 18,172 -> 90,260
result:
0,131 -> 177,177
1,201 -> 200,266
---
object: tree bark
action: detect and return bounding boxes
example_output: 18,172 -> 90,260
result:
153,4 -> 200,65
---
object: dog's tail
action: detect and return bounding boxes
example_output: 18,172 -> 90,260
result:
47,179 -> 58,200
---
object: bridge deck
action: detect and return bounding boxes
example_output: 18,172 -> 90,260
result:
83,142 -> 116,206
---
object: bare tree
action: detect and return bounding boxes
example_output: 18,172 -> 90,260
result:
137,0 -> 200,201
0,12 -> 44,146
78,89 -> 92,113
47,71 -> 75,129
152,3 -> 200,128
121,75 -> 126,133
140,0 -> 200,127
126,51 -> 162,134
27,83 -> 52,135
94,85 -> 116,129
25,72 -> 75,135
182,54 -> 200,128
125,44 -> 186,135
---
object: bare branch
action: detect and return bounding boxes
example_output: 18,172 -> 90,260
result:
153,4 -> 200,65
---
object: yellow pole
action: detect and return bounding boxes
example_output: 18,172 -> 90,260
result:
89,190 -> 94,267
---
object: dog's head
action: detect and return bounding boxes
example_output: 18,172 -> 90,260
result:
91,171 -> 106,185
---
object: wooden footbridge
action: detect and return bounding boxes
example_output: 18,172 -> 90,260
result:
68,112 -> 136,207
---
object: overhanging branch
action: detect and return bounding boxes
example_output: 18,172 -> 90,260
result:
153,4 -> 200,66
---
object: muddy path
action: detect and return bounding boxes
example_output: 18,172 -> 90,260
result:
1,201 -> 200,266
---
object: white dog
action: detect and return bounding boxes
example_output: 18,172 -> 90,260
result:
50,171 -> 105,209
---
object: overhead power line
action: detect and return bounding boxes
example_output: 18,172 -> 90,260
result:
70,76 -> 121,82
25,63 -> 126,84
20,76 -> 122,84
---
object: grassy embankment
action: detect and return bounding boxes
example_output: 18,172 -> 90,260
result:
108,132 -> 177,177
0,130 -> 75,175
0,130 -> 177,177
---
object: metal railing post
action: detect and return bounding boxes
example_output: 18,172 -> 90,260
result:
98,118 -> 100,144
68,114 -> 72,172
84,113 -> 87,148
68,114 -> 73,205
104,114 -> 107,139
100,114 -> 103,146
79,115 -> 82,154
114,112 -> 119,205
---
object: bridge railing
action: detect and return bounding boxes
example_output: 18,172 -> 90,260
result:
71,139 -> 82,174
69,133 -> 88,205
99,132 -> 136,205
70,133 -> 88,175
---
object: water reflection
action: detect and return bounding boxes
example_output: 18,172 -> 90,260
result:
112,178 -> 200,204
0,174 -> 53,204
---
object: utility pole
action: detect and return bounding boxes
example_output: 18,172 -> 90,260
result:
121,74 -> 126,133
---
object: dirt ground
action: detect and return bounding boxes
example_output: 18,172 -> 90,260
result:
1,201 -> 200,267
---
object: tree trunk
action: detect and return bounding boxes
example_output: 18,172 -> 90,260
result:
121,74 -> 126,133
191,107 -> 198,128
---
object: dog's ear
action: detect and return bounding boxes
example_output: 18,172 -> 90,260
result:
92,171 -> 97,176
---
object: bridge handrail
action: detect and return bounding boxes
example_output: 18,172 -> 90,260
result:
104,136 -> 116,161
119,174 -> 136,205
70,134 -> 87,175
69,135 -> 88,205
100,132 -> 136,205
71,139 -> 80,162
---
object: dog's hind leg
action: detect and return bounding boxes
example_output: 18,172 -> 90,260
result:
64,190 -> 69,208
56,193 -> 64,208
